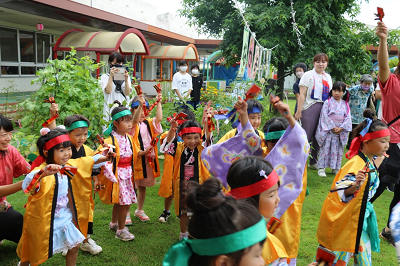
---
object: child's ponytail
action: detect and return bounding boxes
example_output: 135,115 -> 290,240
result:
351,109 -> 387,139
184,178 -> 265,266
347,108 -> 389,159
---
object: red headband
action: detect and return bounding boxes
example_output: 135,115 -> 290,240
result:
31,135 -> 71,169
43,135 -> 71,151
229,170 -> 280,199
346,129 -> 390,159
178,127 -> 202,137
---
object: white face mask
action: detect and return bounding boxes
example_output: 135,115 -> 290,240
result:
180,66 -> 188,72
192,69 -> 199,75
296,72 -> 304,79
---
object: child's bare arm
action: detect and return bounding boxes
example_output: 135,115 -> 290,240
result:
48,103 -> 58,129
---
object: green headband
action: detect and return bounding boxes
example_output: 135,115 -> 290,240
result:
103,110 -> 132,136
66,121 -> 91,137
265,130 -> 285,141
163,218 -> 266,265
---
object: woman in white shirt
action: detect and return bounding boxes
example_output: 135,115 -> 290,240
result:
294,53 -> 333,171
101,52 -> 132,125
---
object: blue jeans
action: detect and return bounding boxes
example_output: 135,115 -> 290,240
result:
187,101 -> 200,110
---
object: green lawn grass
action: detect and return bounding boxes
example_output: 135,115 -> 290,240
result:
1,99 -> 397,265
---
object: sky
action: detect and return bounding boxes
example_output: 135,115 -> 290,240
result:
351,0 -> 399,29
147,0 -> 399,34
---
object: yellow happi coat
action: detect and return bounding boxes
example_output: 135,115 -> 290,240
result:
97,134 -> 137,205
317,155 -> 371,253
262,231 -> 290,264
172,142 -> 210,216
17,157 -> 94,266
131,118 -> 161,180
158,131 -> 174,198
274,167 -> 307,258
74,145 -> 96,225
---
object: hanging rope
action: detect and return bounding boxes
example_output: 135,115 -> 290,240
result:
231,0 -> 278,51
290,0 -> 305,50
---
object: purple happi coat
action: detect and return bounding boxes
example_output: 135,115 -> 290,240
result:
201,120 -> 309,219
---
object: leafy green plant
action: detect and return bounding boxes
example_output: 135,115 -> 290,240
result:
10,131 -> 38,160
0,80 -> 19,116
18,48 -> 106,146
389,57 -> 399,69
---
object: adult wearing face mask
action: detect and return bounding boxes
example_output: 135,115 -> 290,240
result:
101,52 -> 132,126
346,74 -> 374,148
188,64 -> 202,110
292,63 -> 308,113
295,53 -> 332,170
172,60 -> 192,103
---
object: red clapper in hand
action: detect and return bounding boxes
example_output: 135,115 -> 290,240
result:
269,92 -> 289,114
135,85 -> 149,116
266,217 -> 282,234
244,84 -> 262,101
315,246 -> 336,266
147,83 -> 163,113
202,101 -> 215,133
95,134 -> 116,160
167,112 -> 188,125
148,137 -> 160,169
42,94 -> 59,127
375,7 -> 384,22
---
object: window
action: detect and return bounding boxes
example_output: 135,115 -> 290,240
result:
21,66 -> 36,75
20,31 -> 35,62
0,27 -> 54,76
37,34 -> 50,63
1,66 -> 18,75
0,28 -> 18,62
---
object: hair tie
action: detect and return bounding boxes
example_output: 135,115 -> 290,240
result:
359,118 -> 373,137
40,127 -> 50,136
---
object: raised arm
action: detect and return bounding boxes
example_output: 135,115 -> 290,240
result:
376,21 -> 390,84
155,92 -> 163,124
132,96 -> 144,127
234,96 -> 249,127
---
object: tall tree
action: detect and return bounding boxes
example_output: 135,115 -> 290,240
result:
180,0 -> 399,96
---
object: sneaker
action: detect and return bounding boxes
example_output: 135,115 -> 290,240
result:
115,227 -> 135,241
109,222 -> 118,231
332,169 -> 339,175
308,163 -> 318,170
179,232 -> 189,240
380,227 -> 395,247
318,168 -> 327,177
159,210 -> 171,223
135,209 -> 150,222
125,212 -> 132,226
80,238 -> 103,255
